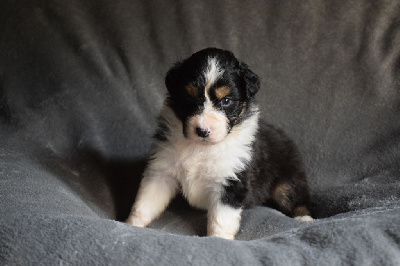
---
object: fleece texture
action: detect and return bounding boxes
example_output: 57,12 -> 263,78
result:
1,0 -> 399,264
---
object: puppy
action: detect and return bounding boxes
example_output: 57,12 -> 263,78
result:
126,48 -> 312,240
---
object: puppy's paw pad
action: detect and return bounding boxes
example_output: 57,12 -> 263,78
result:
125,216 -> 146,227
295,215 -> 314,222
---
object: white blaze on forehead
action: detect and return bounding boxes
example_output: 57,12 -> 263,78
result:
204,57 -> 224,92
184,56 -> 228,144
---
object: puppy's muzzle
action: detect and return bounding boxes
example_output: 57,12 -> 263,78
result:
196,127 -> 211,138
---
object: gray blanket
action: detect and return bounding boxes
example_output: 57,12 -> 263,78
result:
1,0 -> 399,265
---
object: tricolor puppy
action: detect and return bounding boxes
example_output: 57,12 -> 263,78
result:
126,48 -> 312,240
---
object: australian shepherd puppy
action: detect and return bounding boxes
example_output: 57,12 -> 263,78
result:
126,48 -> 313,240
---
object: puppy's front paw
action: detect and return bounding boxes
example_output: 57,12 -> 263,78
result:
125,215 -> 146,227
207,217 -> 239,240
295,215 -> 314,222
209,231 -> 235,240
208,204 -> 242,240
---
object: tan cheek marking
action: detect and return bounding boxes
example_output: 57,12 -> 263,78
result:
215,86 -> 231,100
185,85 -> 198,98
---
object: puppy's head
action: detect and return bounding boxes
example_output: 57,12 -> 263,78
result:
165,48 -> 260,144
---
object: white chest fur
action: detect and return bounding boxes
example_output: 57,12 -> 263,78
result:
174,138 -> 252,209
152,106 -> 259,210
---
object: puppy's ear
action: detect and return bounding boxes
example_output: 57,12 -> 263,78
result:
240,62 -> 260,99
165,61 -> 183,95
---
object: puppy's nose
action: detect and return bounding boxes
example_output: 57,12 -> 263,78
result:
196,127 -> 210,138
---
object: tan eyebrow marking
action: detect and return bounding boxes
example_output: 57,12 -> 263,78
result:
214,86 -> 231,100
185,85 -> 198,97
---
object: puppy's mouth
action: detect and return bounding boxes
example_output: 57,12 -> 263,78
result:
196,136 -> 223,145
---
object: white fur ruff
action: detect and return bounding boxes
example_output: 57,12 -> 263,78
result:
153,103 -> 259,209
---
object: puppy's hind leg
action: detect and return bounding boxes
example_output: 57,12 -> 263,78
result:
293,205 -> 313,222
126,172 -> 178,228
272,181 -> 313,222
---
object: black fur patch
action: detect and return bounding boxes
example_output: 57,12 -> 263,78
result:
222,179 -> 248,208
238,123 -> 311,217
220,123 -> 311,217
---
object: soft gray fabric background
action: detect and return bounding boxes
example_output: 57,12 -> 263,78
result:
1,0 -> 399,265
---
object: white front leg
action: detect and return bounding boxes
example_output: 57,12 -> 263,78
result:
207,201 -> 242,240
126,173 -> 178,228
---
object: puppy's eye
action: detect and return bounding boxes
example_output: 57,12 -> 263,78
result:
220,98 -> 231,107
